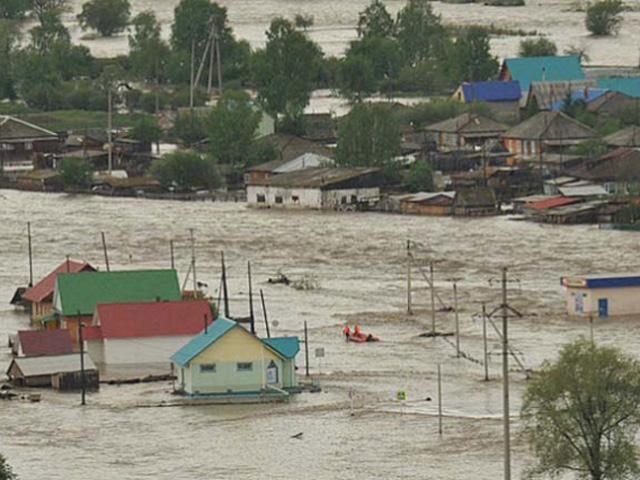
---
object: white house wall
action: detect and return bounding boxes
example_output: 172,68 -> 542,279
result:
95,335 -> 195,365
565,286 -> 640,317
247,185 -> 380,209
322,188 -> 380,209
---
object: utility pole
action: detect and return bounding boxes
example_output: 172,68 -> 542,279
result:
430,261 -> 436,335
501,267 -> 511,480
27,222 -> 33,287
248,261 -> 255,335
482,302 -> 489,381
78,316 -> 86,406
446,279 -> 461,358
189,228 -> 197,295
189,39 -> 196,112
437,363 -> 443,436
304,321 -> 310,378
107,88 -> 113,175
214,20 -> 222,95
221,252 -> 230,318
101,232 -> 110,272
407,240 -> 412,315
170,239 -> 175,270
260,289 -> 270,338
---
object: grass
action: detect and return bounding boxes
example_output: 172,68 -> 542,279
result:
17,110 -> 150,132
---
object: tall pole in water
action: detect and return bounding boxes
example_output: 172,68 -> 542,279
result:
27,222 -> 33,287
437,363 -> 443,436
430,261 -> 436,335
78,315 -> 86,406
453,281 -> 460,358
107,88 -> 113,176
482,302 -> 489,381
221,252 -> 230,318
502,267 -> 511,480
260,289 -> 271,338
189,39 -> 195,112
248,261 -> 255,334
189,229 -> 197,295
170,239 -> 175,270
101,232 -> 110,272
407,240 -> 412,315
304,321 -> 310,378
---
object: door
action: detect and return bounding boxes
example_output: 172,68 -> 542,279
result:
266,360 -> 279,385
598,298 -> 608,318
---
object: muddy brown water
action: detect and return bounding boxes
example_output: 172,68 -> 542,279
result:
1,190 -> 640,478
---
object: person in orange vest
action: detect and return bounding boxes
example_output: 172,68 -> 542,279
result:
354,324 -> 362,337
343,325 -> 351,341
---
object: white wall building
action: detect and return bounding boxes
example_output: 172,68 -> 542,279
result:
562,274 -> 640,317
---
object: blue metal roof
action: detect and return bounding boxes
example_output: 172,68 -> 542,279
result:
597,78 -> 640,98
504,55 -> 585,92
549,88 -> 607,111
562,274 -> 640,289
461,81 -> 521,102
171,317 -> 236,367
263,337 -> 300,359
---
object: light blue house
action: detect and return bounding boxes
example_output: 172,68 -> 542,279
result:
171,318 -> 300,397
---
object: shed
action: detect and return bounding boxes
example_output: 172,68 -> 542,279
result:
453,188 -> 497,216
561,273 -> 640,317
6,353 -> 98,389
171,318 -> 299,397
398,192 -> 456,216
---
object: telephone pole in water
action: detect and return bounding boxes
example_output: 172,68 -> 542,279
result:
501,267 -> 511,480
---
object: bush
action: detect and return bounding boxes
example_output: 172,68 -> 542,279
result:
586,0 -> 625,36
519,37 -> 558,57
150,151 -> 220,191
404,160 -> 434,192
0,454 -> 17,480
61,157 -> 92,188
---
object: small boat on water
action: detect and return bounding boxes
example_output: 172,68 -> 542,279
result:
347,331 -> 379,343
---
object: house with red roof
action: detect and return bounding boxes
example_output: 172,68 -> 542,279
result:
15,329 -> 74,357
22,259 -> 95,325
83,300 -> 214,368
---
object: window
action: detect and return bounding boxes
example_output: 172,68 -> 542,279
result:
199,363 -> 216,373
257,194 -> 266,203
275,196 -> 283,204
351,195 -> 357,204
341,196 -> 347,204
292,195 -> 299,203
237,362 -> 253,372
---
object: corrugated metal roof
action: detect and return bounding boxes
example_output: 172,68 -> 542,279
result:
460,81 -> 521,102
503,111 -> 595,141
18,329 -> 73,356
598,77 -> 640,98
401,191 -> 456,203
55,269 -> 181,316
503,55 -> 585,92
23,260 -> 95,303
263,337 -> 300,359
526,196 -> 581,210
8,353 -> 96,377
426,113 -> 507,135
171,318 -> 237,367
266,167 -> 380,189
272,153 -> 334,174
0,115 -> 58,141
91,300 -> 213,339
559,185 -> 608,197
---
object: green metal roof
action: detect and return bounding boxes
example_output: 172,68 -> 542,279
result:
55,269 -> 181,316
263,337 -> 300,359
171,318 -> 237,367
598,78 -> 640,98
503,55 -> 584,92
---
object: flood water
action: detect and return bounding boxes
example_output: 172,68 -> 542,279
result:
39,0 -> 640,65
2,190 -> 640,478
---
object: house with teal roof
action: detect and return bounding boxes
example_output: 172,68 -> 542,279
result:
597,77 -> 640,98
499,55 -> 585,93
171,318 -> 300,398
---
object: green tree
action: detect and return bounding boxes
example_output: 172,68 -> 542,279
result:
29,11 -> 70,53
251,17 -> 322,126
294,13 -> 314,31
405,161 -> 433,192
0,454 -> 16,480
61,157 -> 92,188
171,0 -> 230,57
338,55 -> 377,101
586,0 -> 625,36
128,11 -> 170,82
207,90 -> 262,169
130,115 -> 163,147
151,151 -> 220,191
31,0 -> 68,24
519,37 -> 558,57
448,26 -> 498,83
0,21 -> 18,99
336,103 -> 400,167
171,112 -> 207,146
346,36 -> 403,85
0,0 -> 31,20
395,0 -> 445,64
522,339 -> 640,480
77,0 -> 131,37
357,0 -> 394,38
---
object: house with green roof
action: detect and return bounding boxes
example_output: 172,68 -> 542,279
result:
499,55 -> 585,93
53,269 -> 181,346
171,317 -> 300,399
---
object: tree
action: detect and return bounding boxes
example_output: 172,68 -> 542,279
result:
30,0 -> 68,24
565,44 -> 590,62
171,0 -> 231,57
405,160 -> 433,192
77,0 -> 131,37
61,157 -> 92,188
251,17 -> 322,126
0,0 -> 31,20
522,339 -> 640,480
171,112 -> 207,146
0,454 -> 16,480
395,0 -> 445,64
294,14 -> 314,31
130,115 -> 163,147
0,21 -> 18,99
150,151 -> 220,191
448,26 -> 498,83
128,11 -> 170,82
336,103 -> 400,167
346,36 -> 403,84
206,90 -> 262,169
519,37 -> 558,57
586,0 -> 625,36
29,11 -> 70,53
338,55 -> 377,101
357,0 -> 394,38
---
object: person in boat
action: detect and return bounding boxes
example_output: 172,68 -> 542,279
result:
366,333 -> 373,342
354,325 -> 362,337
343,325 -> 351,341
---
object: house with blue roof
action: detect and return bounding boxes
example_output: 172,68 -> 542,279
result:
171,317 -> 300,397
499,55 -> 585,93
452,81 -> 521,122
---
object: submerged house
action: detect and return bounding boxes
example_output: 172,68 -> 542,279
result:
84,300 -> 214,367
53,269 -> 182,345
0,116 -> 60,172
562,273 -> 640,317
22,259 -> 95,325
425,114 -> 508,151
6,353 -> 98,389
398,192 -> 457,216
246,167 -> 382,210
14,329 -> 74,357
451,81 -> 521,122
171,318 -> 299,398
502,111 -> 595,160
245,152 -> 333,186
